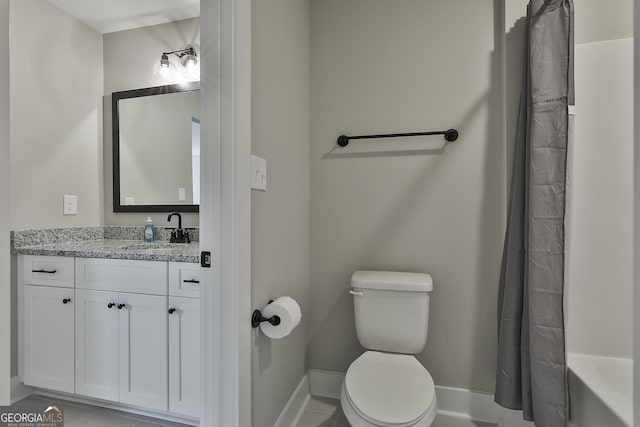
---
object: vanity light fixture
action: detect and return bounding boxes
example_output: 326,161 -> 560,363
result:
156,47 -> 199,82
160,47 -> 197,71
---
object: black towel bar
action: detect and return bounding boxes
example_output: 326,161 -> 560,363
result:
337,129 -> 459,147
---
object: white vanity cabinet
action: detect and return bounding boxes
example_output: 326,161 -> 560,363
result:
118,292 -> 168,410
21,255 -> 75,393
168,262 -> 200,417
22,284 -> 75,393
75,258 -> 169,411
168,300 -> 200,416
168,297 -> 200,417
19,255 -> 200,421
75,289 -> 119,401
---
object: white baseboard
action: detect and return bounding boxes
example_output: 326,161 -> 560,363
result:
435,385 -> 498,423
306,369 -> 534,426
308,370 -> 344,400
10,376 -> 34,404
273,374 -> 310,427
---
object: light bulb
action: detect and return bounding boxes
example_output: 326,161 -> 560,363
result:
181,56 -> 197,68
153,58 -> 176,83
160,64 -> 171,78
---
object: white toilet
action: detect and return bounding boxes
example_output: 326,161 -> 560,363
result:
340,271 -> 437,427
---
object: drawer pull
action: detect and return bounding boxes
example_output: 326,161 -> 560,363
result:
107,303 -> 116,309
62,298 -> 71,304
32,269 -> 57,274
168,308 -> 176,314
117,304 -> 127,310
183,279 -> 200,284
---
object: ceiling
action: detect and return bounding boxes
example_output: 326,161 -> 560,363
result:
48,0 -> 200,34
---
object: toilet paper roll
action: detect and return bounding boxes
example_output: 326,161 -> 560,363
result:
260,296 -> 302,339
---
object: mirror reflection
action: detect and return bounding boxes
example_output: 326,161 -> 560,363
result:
113,83 -> 200,212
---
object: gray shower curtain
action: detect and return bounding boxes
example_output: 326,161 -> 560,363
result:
495,1 -> 573,426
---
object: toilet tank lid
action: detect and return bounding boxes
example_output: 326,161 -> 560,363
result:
351,271 -> 433,292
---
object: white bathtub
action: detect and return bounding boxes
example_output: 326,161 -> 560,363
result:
567,353 -> 633,427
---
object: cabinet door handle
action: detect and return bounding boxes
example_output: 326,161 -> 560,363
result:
117,304 -> 126,310
168,308 -> 176,314
107,303 -> 116,308
349,290 -> 364,297
62,298 -> 71,304
183,279 -> 200,284
33,269 -> 57,274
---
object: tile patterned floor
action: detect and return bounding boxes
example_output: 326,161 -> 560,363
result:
12,393 -> 498,427
11,395 -> 192,427
296,396 -> 497,427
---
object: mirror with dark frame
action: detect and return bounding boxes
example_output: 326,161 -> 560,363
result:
112,81 -> 200,213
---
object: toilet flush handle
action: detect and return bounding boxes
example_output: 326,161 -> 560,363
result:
349,290 -> 364,297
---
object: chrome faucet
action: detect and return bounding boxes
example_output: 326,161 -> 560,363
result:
167,212 -> 190,243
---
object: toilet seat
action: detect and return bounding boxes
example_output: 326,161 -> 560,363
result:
342,351 -> 436,426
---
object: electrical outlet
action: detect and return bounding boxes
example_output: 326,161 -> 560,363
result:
63,195 -> 78,215
178,187 -> 186,201
251,155 -> 267,191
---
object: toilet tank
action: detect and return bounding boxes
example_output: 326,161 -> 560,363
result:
351,271 -> 433,354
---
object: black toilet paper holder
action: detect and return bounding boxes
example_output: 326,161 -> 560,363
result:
251,300 -> 281,328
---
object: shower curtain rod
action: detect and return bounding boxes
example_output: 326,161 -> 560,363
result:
336,128 -> 459,147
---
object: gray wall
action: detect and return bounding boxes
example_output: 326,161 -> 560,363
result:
0,0 -> 9,403
103,18 -> 200,227
8,0 -> 104,379
10,0 -> 104,230
574,0 -> 633,44
251,0 -> 310,425
566,38 -> 633,358
309,0 -> 506,393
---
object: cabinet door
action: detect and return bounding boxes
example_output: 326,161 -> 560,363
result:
168,297 -> 200,417
23,285 -> 74,392
75,289 -> 119,401
118,293 -> 168,411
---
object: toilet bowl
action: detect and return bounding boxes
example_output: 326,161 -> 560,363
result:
342,271 -> 436,427
340,351 -> 437,427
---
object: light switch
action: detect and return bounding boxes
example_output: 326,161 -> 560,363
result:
63,195 -> 78,215
178,187 -> 186,201
251,155 -> 267,191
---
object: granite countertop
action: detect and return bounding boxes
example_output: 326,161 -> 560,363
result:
13,239 -> 200,263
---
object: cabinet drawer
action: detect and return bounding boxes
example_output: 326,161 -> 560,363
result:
22,255 -> 74,288
76,258 -> 167,295
169,262 -> 200,298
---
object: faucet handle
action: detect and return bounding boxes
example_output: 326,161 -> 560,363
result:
169,228 -> 185,243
